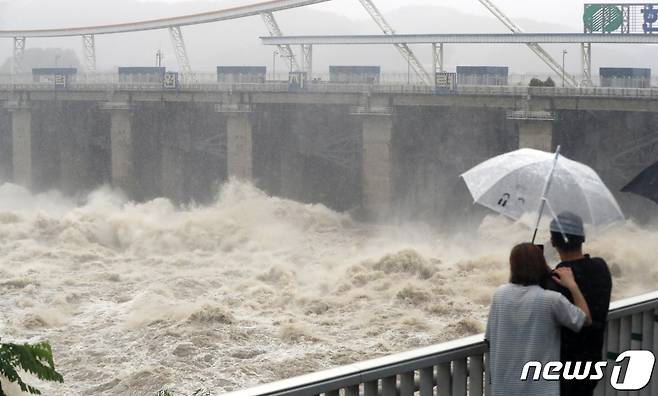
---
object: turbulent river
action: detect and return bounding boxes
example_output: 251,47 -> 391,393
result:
0,180 -> 656,395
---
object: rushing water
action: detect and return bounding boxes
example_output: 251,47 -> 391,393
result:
0,180 -> 656,395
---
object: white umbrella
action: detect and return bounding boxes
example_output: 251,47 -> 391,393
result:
461,147 -> 625,242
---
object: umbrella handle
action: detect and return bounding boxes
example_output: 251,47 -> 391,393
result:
531,146 -> 562,244
532,198 -> 569,244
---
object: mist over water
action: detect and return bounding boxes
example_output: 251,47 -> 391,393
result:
0,180 -> 656,395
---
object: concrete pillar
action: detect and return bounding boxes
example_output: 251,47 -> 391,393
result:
103,103 -> 135,196
161,106 -> 191,203
362,114 -> 393,217
518,120 -> 553,152
161,143 -> 186,202
59,104 -> 91,194
8,104 -> 32,189
280,111 -> 304,201
226,113 -> 253,180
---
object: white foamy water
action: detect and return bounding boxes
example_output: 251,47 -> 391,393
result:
0,180 -> 656,395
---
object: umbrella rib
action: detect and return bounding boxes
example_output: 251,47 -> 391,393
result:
562,166 -> 596,226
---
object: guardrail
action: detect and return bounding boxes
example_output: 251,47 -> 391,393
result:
223,291 -> 658,396
4,80 -> 658,100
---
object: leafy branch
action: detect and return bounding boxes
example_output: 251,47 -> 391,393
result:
0,340 -> 64,395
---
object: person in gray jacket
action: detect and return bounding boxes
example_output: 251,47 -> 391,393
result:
486,243 -> 592,396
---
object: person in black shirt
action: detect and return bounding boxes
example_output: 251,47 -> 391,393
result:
548,212 -> 612,396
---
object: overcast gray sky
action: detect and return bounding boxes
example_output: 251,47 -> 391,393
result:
2,0 -> 654,74
142,0 -> 592,30
9,0 -> 598,30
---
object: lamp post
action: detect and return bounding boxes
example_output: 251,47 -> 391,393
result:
406,58 -> 411,85
562,49 -> 568,87
272,50 -> 279,81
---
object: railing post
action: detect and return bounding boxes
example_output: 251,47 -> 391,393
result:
652,309 -> 658,396
606,319 -> 620,395
437,362 -> 451,396
345,385 -> 360,396
639,311 -> 653,396
400,372 -> 415,396
632,313 -> 643,351
619,316 -> 632,396
452,359 -> 467,396
365,380 -> 378,396
419,367 -> 434,396
382,376 -> 397,396
469,355 -> 484,396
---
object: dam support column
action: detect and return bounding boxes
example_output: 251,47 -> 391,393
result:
103,102 -> 135,197
280,110 -> 304,201
512,111 -> 556,152
519,121 -> 553,151
227,112 -> 253,181
59,103 -> 91,194
217,103 -> 253,182
6,101 -> 33,189
161,107 -> 191,203
358,106 -> 394,219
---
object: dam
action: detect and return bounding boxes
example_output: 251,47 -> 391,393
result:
1,79 -> 657,225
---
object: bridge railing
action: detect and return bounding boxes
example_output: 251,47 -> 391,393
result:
5,74 -> 658,99
223,291 -> 658,396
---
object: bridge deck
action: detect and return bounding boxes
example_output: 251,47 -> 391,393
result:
0,0 -> 330,37
261,33 -> 658,45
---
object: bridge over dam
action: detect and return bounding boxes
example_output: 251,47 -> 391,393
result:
1,81 -> 657,223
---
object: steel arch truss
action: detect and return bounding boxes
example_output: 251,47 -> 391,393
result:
82,34 -> 97,72
478,0 -> 578,87
581,42 -> 592,86
13,37 -> 26,74
168,26 -> 195,82
357,0 -> 432,85
261,12 -> 300,72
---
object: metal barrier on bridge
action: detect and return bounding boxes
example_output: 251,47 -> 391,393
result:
224,291 -> 658,396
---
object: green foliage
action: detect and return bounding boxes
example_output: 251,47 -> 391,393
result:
529,77 -> 557,87
0,340 -> 64,395
529,78 -> 544,87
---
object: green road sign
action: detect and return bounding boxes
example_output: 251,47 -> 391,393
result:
584,4 -> 624,33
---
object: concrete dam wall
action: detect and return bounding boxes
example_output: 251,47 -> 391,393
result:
0,101 -> 656,225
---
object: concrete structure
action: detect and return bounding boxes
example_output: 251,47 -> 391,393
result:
518,121 -> 553,152
361,114 -> 393,218
217,67 -> 267,84
456,66 -> 508,86
7,101 -> 32,188
226,113 -> 254,180
161,105 -> 191,202
103,102 -> 135,196
329,66 -> 381,84
1,82 -> 657,223
58,103 -> 92,194
600,67 -> 652,88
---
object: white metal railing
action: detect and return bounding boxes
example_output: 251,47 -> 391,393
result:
3,74 -> 658,100
3,72 -> 657,85
223,291 -> 658,396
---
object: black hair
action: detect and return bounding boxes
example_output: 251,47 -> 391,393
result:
551,231 -> 585,252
